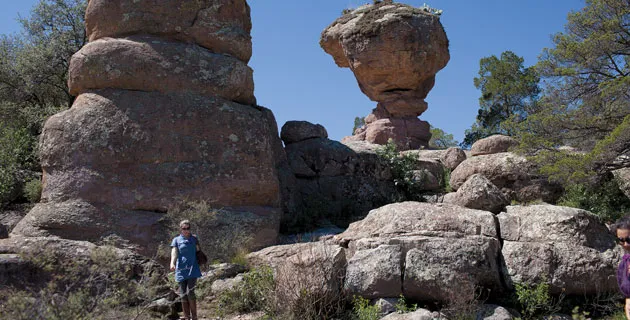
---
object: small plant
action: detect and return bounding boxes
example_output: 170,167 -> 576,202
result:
420,3 -> 443,15
514,279 -> 561,319
23,178 -> 42,203
352,296 -> 381,320
342,8 -> 352,15
394,294 -> 418,313
217,266 -> 276,316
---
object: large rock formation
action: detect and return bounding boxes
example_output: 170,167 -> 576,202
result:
12,0 -> 282,256
321,3 -> 449,150
280,121 -> 401,232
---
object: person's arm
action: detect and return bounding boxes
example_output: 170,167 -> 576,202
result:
625,298 -> 630,319
170,247 -> 178,271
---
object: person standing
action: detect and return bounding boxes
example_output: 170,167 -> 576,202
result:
170,220 -> 202,320
612,216 -> 630,319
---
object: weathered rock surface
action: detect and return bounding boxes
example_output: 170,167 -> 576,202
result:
281,136 -> 401,231
450,153 -> 532,191
441,147 -> 467,170
613,167 -> 630,199
443,174 -> 509,214
380,308 -> 441,320
335,202 -> 503,302
477,304 -> 518,320
345,244 -> 402,298
247,242 -> 346,301
498,205 -> 619,295
85,0 -> 253,62
471,135 -> 519,156
69,36 -> 255,105
14,1 -> 283,256
281,121 -> 328,144
322,3 -> 449,149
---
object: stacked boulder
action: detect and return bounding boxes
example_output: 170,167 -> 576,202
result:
445,135 -> 563,212
11,0 -> 283,256
321,3 -> 449,150
280,121 -> 401,231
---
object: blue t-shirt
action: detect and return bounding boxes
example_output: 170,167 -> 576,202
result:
171,234 -> 202,282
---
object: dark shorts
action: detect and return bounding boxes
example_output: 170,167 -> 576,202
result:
178,278 -> 197,301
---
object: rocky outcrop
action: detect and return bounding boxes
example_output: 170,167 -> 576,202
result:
471,135 -> 518,156
12,0 -> 282,256
443,174 -> 509,214
321,3 -> 449,150
336,202 -> 503,302
280,127 -> 401,232
498,205 -> 619,295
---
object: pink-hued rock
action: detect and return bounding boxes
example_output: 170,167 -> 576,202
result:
37,90 -> 279,210
322,3 -> 449,150
471,135 -> 519,156
85,0 -> 252,62
69,36 -> 255,105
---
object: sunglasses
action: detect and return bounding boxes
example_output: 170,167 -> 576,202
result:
181,227 -> 190,231
617,237 -> 630,244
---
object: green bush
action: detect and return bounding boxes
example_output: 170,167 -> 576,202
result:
394,294 -> 418,313
557,177 -> 630,223
352,296 -> 380,320
217,266 -> 276,316
0,126 -> 37,206
23,178 -> 42,203
514,279 -> 560,319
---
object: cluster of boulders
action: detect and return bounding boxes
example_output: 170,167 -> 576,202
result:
321,2 -> 449,150
8,0 -> 284,256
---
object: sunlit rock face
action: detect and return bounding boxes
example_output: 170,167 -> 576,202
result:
12,0 -> 282,256
321,2 -> 449,150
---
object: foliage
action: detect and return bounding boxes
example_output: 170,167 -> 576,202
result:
352,116 -> 365,135
0,0 -> 87,207
23,177 -> 42,203
0,244 -> 165,320
429,125 -> 459,149
394,294 -> 418,313
510,0 -> 630,184
462,51 -> 540,149
352,296 -> 380,320
514,279 -> 561,319
0,125 -> 38,206
217,266 -> 276,316
557,177 -> 630,223
377,139 -> 424,200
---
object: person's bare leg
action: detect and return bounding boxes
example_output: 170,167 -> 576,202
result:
189,299 -> 197,320
181,300 -> 190,320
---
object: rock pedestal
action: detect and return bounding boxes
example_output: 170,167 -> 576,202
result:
12,0 -> 282,256
321,3 -> 449,150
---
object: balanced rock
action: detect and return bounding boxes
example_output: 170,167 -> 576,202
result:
13,0 -> 283,256
280,121 -> 328,144
322,3 -> 449,150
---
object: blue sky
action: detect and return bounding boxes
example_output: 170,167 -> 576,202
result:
0,0 -> 584,143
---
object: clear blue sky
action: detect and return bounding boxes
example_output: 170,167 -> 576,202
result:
0,0 -> 584,143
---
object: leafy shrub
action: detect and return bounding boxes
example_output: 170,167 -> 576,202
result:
0,126 -> 37,206
557,177 -> 630,223
1,244 -> 165,320
23,178 -> 42,203
394,294 -> 418,313
217,266 -> 276,316
352,296 -> 380,320
514,279 -> 561,319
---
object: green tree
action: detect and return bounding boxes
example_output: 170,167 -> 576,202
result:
352,116 -> 365,135
511,0 -> 630,185
462,51 -> 540,148
429,125 -> 458,149
0,0 -> 86,206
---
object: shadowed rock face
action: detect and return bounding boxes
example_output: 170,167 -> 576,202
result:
321,3 -> 449,149
12,0 -> 282,256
